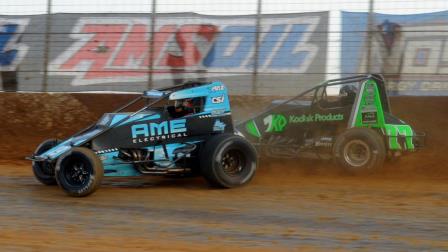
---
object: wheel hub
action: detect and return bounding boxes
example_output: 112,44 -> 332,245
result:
343,139 -> 371,167
63,159 -> 92,186
71,164 -> 89,183
221,150 -> 244,176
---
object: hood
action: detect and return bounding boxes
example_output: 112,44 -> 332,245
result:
36,111 -> 162,161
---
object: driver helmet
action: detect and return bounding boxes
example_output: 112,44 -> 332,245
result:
340,85 -> 357,97
175,98 -> 194,113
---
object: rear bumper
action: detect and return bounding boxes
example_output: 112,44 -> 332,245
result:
413,131 -> 426,149
385,131 -> 425,151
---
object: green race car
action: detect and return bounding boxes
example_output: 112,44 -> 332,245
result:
237,74 -> 424,172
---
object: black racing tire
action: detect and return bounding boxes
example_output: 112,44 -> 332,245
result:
55,147 -> 104,197
200,134 -> 257,188
333,128 -> 386,173
32,139 -> 61,185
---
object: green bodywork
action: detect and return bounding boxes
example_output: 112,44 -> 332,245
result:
354,79 -> 415,151
245,119 -> 261,138
243,77 -> 417,152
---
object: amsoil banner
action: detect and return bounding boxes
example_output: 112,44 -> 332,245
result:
0,12 -> 329,95
341,11 -> 448,95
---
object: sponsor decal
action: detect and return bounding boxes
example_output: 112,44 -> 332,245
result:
355,80 -> 382,127
211,85 -> 224,92
131,119 -> 187,143
246,112 -> 345,137
361,82 -> 380,114
245,120 -> 261,138
211,109 -> 226,115
48,15 -> 322,85
0,18 -> 29,71
361,111 -> 377,123
200,110 -> 228,118
211,95 -> 225,104
385,124 -> 414,150
213,119 -> 226,132
289,113 -> 344,123
264,114 -> 288,133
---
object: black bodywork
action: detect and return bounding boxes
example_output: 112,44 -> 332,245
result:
236,75 -> 393,159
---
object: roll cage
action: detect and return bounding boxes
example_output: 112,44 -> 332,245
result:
73,81 -> 211,138
237,74 -> 391,125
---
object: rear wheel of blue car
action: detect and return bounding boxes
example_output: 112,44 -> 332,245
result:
32,139 -> 61,185
333,128 -> 386,173
201,134 -> 257,188
55,147 -> 104,197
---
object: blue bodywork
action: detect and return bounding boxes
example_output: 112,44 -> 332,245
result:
34,81 -> 233,177
97,143 -> 197,177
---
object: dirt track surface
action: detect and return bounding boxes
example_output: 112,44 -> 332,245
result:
1,93 -> 448,251
1,161 -> 447,251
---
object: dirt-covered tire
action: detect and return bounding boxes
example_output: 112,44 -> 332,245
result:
32,139 -> 61,185
333,128 -> 386,173
200,134 -> 257,188
55,147 -> 103,197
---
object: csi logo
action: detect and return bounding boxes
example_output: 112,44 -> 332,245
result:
131,119 -> 187,138
211,95 -> 225,104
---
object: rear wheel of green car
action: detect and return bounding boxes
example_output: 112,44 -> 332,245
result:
32,139 -> 61,185
55,147 -> 104,197
201,134 -> 257,188
333,128 -> 386,173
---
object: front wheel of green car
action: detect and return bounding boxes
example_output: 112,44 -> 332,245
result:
55,147 -> 104,197
333,128 -> 386,173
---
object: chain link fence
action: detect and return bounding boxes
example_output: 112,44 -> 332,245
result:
0,0 -> 447,95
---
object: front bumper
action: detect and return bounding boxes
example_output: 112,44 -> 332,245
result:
25,155 -> 50,162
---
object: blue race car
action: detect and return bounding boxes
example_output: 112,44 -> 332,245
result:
28,81 -> 258,197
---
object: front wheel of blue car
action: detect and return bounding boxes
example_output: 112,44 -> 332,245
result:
201,134 -> 258,188
32,139 -> 61,185
55,147 -> 104,197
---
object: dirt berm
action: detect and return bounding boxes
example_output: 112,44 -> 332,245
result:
0,92 -> 447,177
